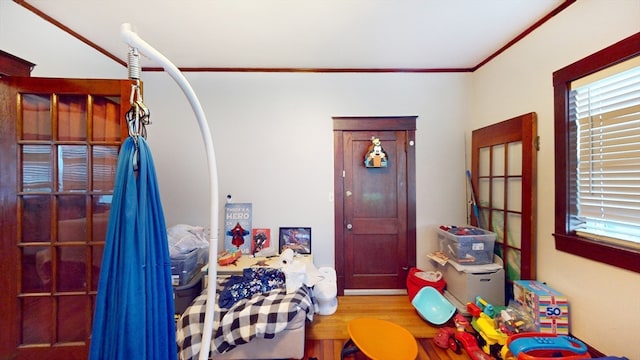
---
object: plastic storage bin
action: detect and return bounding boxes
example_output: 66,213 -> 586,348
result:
174,271 -> 203,315
171,248 -> 200,286
437,226 -> 496,265
443,260 -> 505,307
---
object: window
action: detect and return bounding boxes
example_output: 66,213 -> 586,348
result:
572,62 -> 640,243
553,33 -> 640,273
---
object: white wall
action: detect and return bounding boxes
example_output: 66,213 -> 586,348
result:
0,1 -> 123,78
471,1 -> 640,358
141,70 -> 470,269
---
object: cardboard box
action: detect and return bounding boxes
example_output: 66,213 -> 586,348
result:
443,260 -> 505,309
437,226 -> 496,265
513,280 -> 569,334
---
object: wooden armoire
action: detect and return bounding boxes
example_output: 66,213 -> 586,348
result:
1,52 -> 130,359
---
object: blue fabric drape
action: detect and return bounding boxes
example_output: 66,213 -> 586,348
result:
90,137 -> 177,360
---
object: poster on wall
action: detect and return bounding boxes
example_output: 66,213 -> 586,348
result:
251,228 -> 271,255
224,203 -> 252,254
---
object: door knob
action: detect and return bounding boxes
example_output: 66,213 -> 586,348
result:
346,223 -> 353,230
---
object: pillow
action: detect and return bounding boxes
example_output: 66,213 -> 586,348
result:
281,261 -> 306,294
303,262 -> 325,287
281,260 -> 325,293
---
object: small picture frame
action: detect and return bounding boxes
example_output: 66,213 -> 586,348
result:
251,228 -> 271,255
279,227 -> 311,254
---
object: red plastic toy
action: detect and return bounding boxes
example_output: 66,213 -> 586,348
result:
434,326 -> 494,360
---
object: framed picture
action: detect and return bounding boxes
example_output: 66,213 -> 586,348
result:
251,228 -> 271,255
278,227 -> 311,254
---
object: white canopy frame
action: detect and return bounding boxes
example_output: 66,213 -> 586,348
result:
121,23 -> 219,360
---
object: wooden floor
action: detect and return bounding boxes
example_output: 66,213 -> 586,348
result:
300,295 -> 472,360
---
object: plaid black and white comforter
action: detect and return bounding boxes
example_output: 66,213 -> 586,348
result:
176,279 -> 316,360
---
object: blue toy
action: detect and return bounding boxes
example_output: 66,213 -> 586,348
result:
411,286 -> 456,325
506,332 -> 590,359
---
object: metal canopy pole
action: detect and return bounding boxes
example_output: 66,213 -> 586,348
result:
120,23 -> 219,360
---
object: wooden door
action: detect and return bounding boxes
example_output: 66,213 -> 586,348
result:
333,117 -> 416,295
470,112 -> 538,300
0,76 -> 130,359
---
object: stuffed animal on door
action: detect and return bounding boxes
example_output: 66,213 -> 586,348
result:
364,137 -> 388,168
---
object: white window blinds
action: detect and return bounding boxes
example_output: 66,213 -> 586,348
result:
570,64 -> 640,245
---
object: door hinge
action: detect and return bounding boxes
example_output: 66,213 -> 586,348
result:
534,136 -> 541,151
342,170 -> 345,178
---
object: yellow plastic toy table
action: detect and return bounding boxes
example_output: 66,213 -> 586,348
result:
340,318 -> 418,360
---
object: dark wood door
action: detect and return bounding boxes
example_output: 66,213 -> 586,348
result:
470,112 -> 538,300
0,76 -> 130,359
333,117 -> 416,295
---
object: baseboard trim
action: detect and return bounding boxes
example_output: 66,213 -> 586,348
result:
343,289 -> 407,295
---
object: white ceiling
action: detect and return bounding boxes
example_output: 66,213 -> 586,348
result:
22,0 -> 567,70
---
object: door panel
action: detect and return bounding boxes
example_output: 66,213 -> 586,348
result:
0,76 -> 129,359
471,112 -> 537,301
333,117 -> 416,295
345,130 -> 406,290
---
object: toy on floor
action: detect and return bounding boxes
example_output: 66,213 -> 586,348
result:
433,314 -> 494,360
466,298 -> 539,360
434,327 -> 460,352
505,332 -> 591,360
411,286 -> 456,325
468,299 -> 508,358
342,318 -> 417,360
476,296 -> 497,318
406,266 -> 446,301
494,301 -> 536,337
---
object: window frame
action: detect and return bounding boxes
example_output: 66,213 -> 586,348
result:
553,32 -> 640,274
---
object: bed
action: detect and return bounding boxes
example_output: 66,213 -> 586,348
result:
176,271 -> 316,360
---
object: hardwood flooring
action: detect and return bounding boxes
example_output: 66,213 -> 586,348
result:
300,295 -> 472,360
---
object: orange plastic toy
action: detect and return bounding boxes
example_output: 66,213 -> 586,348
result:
341,318 -> 418,360
217,250 -> 242,266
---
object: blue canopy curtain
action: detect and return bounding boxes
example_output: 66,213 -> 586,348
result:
89,135 -> 177,360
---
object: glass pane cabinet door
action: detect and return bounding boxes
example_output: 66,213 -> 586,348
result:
472,113 -> 538,301
0,77 -> 130,359
479,142 -> 524,284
